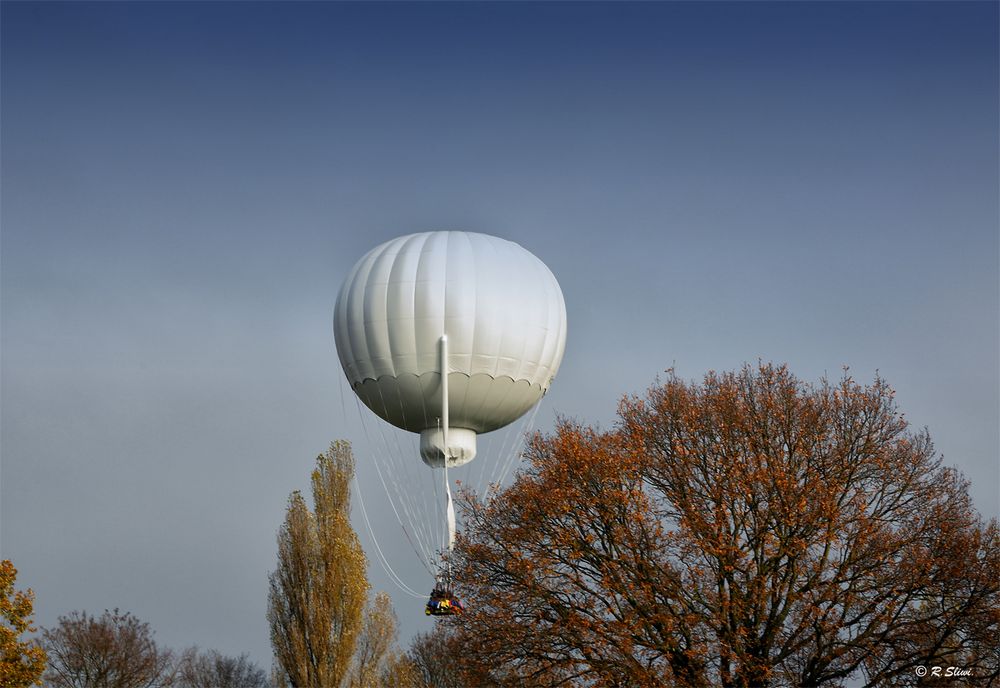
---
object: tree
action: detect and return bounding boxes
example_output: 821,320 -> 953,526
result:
40,609 -> 174,688
348,592 -> 418,688
0,560 -> 46,688
268,441 -> 370,687
175,647 -> 269,688
448,364 -> 1000,687
407,631 -> 465,688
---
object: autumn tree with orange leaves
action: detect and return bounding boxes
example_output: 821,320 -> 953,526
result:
440,364 -> 999,687
1,560 -> 46,687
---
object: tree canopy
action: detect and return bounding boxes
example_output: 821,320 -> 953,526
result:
441,364 -> 1000,687
40,608 -> 173,688
269,441 -> 415,688
0,560 -> 46,688
174,647 -> 269,688
269,441 -> 369,686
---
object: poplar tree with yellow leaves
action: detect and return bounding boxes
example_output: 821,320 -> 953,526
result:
443,364 -> 1000,687
0,560 -> 46,688
269,441 -> 413,688
268,441 -> 368,686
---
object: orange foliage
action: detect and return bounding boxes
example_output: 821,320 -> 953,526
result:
0,560 -> 46,688
439,364 -> 1000,687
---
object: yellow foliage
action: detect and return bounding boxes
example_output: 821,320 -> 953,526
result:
268,442 -> 370,687
0,560 -> 46,688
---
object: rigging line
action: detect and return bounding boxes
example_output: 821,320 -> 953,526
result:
402,431 -> 439,562
338,376 -> 428,594
424,371 -> 444,556
431,422 -> 443,554
443,448 -> 455,587
357,396 -> 435,576
474,376 -> 523,495
488,400 -> 542,499
481,410 -> 524,497
444,447 -> 450,550
338,372 -> 349,427
395,433 -> 436,565
363,392 -> 420,550
505,407 -> 541,487
470,423 -> 492,500
476,423 -> 510,498
377,380 -> 434,562
503,401 -> 541,484
431,421 -> 444,557
440,335 -> 456,567
354,394 -> 435,577
338,377 -> 430,589
481,428 -> 497,492
353,471 -> 426,598
496,401 -> 541,491
371,410 -> 436,571
374,384 -> 437,566
411,447 -> 443,567
388,406 -> 435,557
393,376 -> 440,562
515,401 -> 542,466
438,425 -> 448,555
371,387 -> 436,567
339,375 -> 432,581
428,402 -> 445,554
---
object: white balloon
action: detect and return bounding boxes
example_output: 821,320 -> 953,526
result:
334,231 -> 567,467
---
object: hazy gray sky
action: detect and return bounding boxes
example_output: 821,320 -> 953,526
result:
2,0 -> 997,672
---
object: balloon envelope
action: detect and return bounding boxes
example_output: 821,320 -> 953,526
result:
334,231 -> 567,466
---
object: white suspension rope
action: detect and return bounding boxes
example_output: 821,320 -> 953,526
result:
340,375 -> 432,597
340,375 -> 420,591
471,424 -> 495,499
478,408 -> 524,497
354,394 -> 436,577
485,399 -> 543,498
370,387 -> 437,568
379,384 -> 440,564
339,353 -> 545,598
352,472 -> 425,598
388,414 -> 437,561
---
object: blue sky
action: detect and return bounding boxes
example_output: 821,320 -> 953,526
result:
3,0 -> 997,673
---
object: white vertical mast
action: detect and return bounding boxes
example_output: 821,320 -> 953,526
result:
440,335 -> 456,560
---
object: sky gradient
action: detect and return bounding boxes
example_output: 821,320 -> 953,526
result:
3,0 -> 998,673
